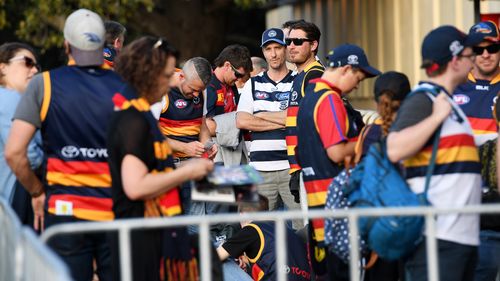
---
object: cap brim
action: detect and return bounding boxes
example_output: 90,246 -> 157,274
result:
360,66 -> 382,78
71,45 -> 104,66
261,39 -> 286,47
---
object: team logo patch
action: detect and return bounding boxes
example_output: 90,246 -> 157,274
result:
453,94 -> 470,105
275,92 -> 290,101
449,40 -> 464,56
472,22 -> 493,34
268,30 -> 277,37
280,100 -> 288,110
83,32 -> 102,43
193,96 -> 200,104
175,99 -> 188,108
255,92 -> 269,100
347,55 -> 359,65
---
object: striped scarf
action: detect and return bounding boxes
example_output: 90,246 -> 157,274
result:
112,90 -> 182,217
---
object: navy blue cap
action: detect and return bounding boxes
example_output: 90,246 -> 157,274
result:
261,28 -> 285,47
421,25 -> 483,67
469,20 -> 499,43
326,44 -> 381,77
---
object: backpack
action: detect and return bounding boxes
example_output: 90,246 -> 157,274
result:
343,88 -> 442,261
324,169 -> 369,263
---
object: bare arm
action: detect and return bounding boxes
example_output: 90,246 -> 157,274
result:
254,111 -> 287,126
216,245 -> 231,261
205,117 -> 217,137
199,118 -> 218,159
166,138 -> 205,158
121,155 -> 213,200
5,119 -> 45,231
5,120 -> 43,196
199,117 -> 212,144
236,112 -> 285,131
387,93 -> 451,162
326,141 -> 357,163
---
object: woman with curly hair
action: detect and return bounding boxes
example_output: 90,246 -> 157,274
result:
355,71 -> 411,160
108,36 -> 214,281
354,71 -> 411,281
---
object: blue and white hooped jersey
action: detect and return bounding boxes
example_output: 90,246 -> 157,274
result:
237,70 -> 295,171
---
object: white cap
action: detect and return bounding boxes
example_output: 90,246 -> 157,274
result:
63,9 -> 105,66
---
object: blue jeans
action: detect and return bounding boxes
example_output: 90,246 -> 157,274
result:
45,214 -> 112,281
222,260 -> 253,281
181,182 -> 231,236
405,238 -> 477,281
474,230 -> 500,281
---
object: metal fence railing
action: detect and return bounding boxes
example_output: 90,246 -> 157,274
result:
40,203 -> 500,281
0,198 -> 72,281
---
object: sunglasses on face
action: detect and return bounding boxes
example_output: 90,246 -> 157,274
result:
230,63 -> 245,79
9,56 -> 40,71
472,44 -> 500,55
285,38 -> 313,46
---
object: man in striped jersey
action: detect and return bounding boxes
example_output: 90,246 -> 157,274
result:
388,25 -> 483,281
236,28 -> 302,229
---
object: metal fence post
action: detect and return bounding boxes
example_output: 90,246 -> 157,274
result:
199,221 -> 212,281
425,213 -> 439,281
119,227 -> 133,281
275,217 -> 287,281
348,213 -> 361,281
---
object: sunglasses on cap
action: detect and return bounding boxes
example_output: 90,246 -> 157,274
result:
9,56 -> 40,71
285,38 -> 314,46
229,63 -> 245,79
472,44 -> 500,55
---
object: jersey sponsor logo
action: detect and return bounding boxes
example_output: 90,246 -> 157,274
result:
291,91 -> 298,101
275,92 -> 290,101
453,94 -> 470,105
255,91 -> 269,100
287,266 -> 311,279
216,91 -> 224,105
175,99 -> 188,109
476,85 -> 490,91
61,145 -> 108,159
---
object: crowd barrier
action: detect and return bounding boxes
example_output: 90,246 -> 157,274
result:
0,198 -> 72,281
40,203 -> 500,281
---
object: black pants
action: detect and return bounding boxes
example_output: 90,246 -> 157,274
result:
45,214 -> 112,281
405,238 -> 478,281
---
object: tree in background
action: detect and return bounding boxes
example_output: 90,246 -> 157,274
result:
0,0 -> 268,67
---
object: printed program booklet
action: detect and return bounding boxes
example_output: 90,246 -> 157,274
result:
191,165 -> 263,204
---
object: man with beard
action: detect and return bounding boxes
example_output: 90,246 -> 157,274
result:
453,21 -> 500,281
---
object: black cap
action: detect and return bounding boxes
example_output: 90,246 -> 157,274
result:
374,71 -> 411,102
